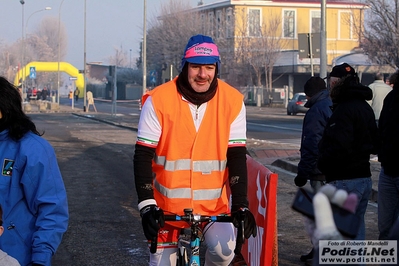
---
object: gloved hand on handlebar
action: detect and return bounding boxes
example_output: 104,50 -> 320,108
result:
140,205 -> 165,240
232,207 -> 257,239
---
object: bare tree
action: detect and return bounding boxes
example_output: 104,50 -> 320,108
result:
361,0 -> 399,68
145,0 -> 199,74
0,16 -> 67,88
26,16 -> 68,88
0,40 -> 23,82
234,8 -> 286,95
145,0 -> 236,85
108,44 -> 129,67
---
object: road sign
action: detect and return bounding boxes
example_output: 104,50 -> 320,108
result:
29,66 -> 36,79
298,32 -> 321,59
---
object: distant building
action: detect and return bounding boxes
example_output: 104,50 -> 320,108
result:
189,0 -> 394,97
86,63 -> 142,100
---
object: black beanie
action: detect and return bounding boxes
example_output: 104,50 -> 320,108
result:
304,77 -> 326,97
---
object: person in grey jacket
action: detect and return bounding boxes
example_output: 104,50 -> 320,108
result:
367,72 -> 392,124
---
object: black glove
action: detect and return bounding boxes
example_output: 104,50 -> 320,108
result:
140,205 -> 165,241
32,264 -> 44,266
294,174 -> 308,187
232,207 -> 257,239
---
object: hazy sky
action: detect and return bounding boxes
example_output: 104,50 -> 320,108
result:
1,0 -> 201,70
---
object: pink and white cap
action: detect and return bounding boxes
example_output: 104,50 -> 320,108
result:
181,35 -> 221,69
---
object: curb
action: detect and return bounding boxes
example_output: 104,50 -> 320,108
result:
271,158 -> 298,173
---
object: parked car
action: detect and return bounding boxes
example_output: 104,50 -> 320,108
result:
287,92 -> 308,115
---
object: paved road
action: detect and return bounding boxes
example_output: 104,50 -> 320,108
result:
26,107 -> 379,266
31,113 -> 148,265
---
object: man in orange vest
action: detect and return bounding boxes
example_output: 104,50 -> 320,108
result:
133,34 -> 256,265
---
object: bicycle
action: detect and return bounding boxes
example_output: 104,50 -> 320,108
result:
150,208 -> 246,266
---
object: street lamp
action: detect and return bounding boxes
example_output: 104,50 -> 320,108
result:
142,0 -> 147,95
83,0 -> 87,112
20,1 -> 25,97
23,6 -> 52,98
57,0 -> 65,105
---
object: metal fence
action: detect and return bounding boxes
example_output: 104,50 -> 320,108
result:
239,85 -> 288,107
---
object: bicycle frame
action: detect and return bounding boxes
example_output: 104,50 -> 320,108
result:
163,208 -> 233,266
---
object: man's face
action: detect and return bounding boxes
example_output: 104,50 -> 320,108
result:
187,63 -> 216,93
329,76 -> 340,90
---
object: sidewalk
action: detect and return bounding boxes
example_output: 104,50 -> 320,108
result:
27,102 -> 381,202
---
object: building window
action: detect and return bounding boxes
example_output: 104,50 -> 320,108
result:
200,13 -> 206,33
226,7 -> 233,38
248,8 -> 261,37
216,10 -> 222,38
283,9 -> 296,38
339,11 -> 352,39
311,10 -> 321,33
208,11 -> 214,36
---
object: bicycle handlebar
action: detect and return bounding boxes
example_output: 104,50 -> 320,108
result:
150,208 -> 242,254
163,213 -> 233,223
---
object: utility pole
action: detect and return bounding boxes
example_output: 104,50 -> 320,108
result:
83,0 -> 87,112
142,0 -> 147,95
57,0 -> 65,104
20,0 -> 25,99
320,0 -> 327,78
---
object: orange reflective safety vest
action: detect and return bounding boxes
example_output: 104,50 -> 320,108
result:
142,78 -> 244,217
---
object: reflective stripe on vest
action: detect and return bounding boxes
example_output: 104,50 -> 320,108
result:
154,179 -> 223,200
154,155 -> 227,173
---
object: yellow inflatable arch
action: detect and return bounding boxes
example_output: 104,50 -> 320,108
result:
14,61 -> 84,97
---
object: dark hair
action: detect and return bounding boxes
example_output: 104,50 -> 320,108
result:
0,76 -> 42,140
389,71 -> 399,88
304,77 -> 326,97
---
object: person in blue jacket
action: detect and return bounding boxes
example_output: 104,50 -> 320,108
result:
295,76 -> 332,189
0,76 -> 69,266
294,76 -> 333,262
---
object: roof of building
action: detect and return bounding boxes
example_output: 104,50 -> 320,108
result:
195,0 -> 367,9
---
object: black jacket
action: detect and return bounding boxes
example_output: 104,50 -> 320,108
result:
378,85 -> 399,176
318,77 -> 379,182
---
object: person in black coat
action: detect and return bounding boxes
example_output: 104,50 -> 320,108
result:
318,63 -> 379,241
377,70 -> 399,240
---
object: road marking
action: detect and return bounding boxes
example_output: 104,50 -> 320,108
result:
247,122 -> 302,132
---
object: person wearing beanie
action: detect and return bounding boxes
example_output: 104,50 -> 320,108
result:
318,62 -> 379,241
294,76 -> 332,261
295,77 -> 332,188
133,34 -> 256,265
